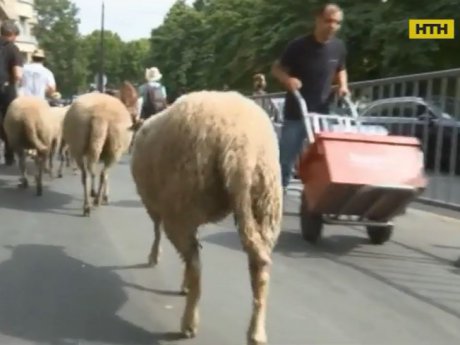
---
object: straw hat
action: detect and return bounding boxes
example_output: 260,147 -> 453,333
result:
32,48 -> 45,58
145,67 -> 162,82
51,91 -> 61,100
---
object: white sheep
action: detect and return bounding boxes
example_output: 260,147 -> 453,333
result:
130,90 -> 283,345
3,95 -> 54,195
47,105 -> 71,178
62,88 -> 140,216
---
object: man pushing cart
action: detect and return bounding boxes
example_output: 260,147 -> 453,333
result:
271,3 -> 427,245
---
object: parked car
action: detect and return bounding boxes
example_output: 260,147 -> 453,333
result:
358,96 -> 460,174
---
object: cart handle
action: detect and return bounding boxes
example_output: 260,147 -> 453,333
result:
292,89 -> 315,143
341,94 -> 359,118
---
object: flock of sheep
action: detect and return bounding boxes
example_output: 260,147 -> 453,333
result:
1,81 -> 283,345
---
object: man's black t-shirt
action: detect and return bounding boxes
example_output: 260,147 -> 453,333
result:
0,37 -> 23,85
279,34 -> 346,120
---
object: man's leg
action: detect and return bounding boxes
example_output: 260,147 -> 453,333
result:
0,116 -> 14,165
0,87 -> 17,165
279,119 -> 307,191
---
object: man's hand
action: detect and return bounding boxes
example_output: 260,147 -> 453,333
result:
337,84 -> 350,98
285,77 -> 302,92
272,61 -> 302,92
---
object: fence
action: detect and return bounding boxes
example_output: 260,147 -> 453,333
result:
250,68 -> 460,211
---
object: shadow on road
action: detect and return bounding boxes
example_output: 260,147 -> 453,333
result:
110,199 -> 143,208
0,244 -> 184,344
202,220 -> 460,321
202,224 -> 366,259
0,183 -> 73,215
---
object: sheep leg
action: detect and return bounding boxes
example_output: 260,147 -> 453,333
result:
246,254 -> 270,345
76,157 -> 91,216
17,150 -> 29,189
34,152 -> 45,196
57,142 -> 65,178
94,168 -> 108,206
180,236 -> 201,338
47,140 -> 55,178
234,190 -> 271,345
164,222 -> 201,338
102,170 -> 109,205
88,161 -> 97,198
148,216 -> 162,266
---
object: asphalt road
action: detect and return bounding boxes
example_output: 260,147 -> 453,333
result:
0,155 -> 460,345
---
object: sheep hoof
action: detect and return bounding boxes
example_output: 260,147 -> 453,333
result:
36,187 -> 42,196
90,190 -> 97,198
102,195 -> 109,205
247,330 -> 267,345
147,254 -> 159,267
248,336 -> 267,345
57,173 -> 63,178
83,206 -> 91,216
181,323 -> 197,339
181,309 -> 199,338
17,179 -> 29,189
182,328 -> 197,339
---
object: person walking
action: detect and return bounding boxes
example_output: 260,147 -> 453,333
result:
0,20 -> 23,166
271,3 -> 350,192
19,48 -> 56,99
138,67 -> 168,119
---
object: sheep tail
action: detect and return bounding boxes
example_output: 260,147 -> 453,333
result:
223,157 -> 272,266
86,115 -> 108,162
23,120 -> 47,153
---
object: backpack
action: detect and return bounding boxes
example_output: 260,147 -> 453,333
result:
0,39 -> 10,87
141,83 -> 167,118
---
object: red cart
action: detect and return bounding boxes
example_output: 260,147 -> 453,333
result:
293,90 -> 428,245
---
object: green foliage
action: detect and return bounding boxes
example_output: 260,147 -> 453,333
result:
147,0 -> 460,96
33,0 -> 459,98
34,0 -> 88,96
34,0 -> 151,96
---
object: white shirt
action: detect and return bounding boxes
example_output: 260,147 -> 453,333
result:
19,62 -> 56,99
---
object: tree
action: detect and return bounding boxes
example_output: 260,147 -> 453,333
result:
148,0 -> 459,96
34,0 -> 88,96
81,30 -> 125,87
120,38 -> 150,85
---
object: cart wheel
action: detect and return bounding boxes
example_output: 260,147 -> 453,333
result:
366,225 -> 393,245
300,194 -> 323,243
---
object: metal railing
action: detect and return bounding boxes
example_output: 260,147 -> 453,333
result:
250,68 -> 460,211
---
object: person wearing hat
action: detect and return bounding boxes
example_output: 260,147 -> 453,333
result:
0,20 -> 23,166
19,48 -> 56,99
138,66 -> 168,119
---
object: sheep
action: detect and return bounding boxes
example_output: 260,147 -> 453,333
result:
3,95 -> 54,195
130,90 -> 283,345
47,105 -> 71,178
63,85 -> 141,216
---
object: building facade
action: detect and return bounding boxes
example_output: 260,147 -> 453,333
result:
0,0 -> 38,62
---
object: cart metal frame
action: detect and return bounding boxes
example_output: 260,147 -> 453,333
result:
293,90 -> 425,245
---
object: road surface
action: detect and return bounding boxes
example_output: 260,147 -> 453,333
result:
0,156 -> 460,345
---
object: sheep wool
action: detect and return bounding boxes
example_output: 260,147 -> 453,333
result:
3,95 -> 54,195
130,90 -> 282,345
63,92 -> 135,216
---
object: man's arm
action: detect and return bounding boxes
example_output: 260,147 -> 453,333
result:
271,60 -> 292,89
337,69 -> 348,89
336,43 -> 349,96
161,85 -> 168,106
10,45 -> 23,85
46,71 -> 57,97
271,40 -> 302,92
